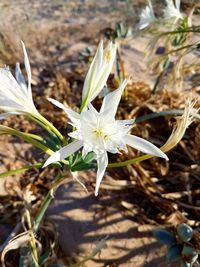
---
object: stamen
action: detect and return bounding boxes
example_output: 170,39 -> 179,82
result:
94,129 -> 103,138
104,135 -> 109,140
105,50 -> 111,61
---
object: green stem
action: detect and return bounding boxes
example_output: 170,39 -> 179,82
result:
158,27 -> 200,36
166,41 -> 199,55
30,114 -> 67,145
33,174 -> 70,231
22,133 -> 44,142
80,97 -> 87,113
33,188 -> 55,231
108,154 -> 152,168
134,109 -> 200,123
0,162 -> 43,178
0,126 -> 53,155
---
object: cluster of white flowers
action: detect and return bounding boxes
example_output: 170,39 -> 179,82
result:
0,41 -> 168,196
138,0 -> 183,30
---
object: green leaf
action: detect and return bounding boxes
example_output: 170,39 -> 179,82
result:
0,125 -> 53,155
71,162 -> 96,171
38,250 -> 52,265
134,109 -> 200,124
0,162 -> 43,178
70,151 -> 96,171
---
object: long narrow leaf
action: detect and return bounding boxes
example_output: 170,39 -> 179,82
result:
0,162 -> 43,178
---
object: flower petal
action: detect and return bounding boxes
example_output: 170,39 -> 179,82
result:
95,152 -> 108,196
21,41 -> 31,94
82,41 -> 103,102
82,41 -> 117,108
175,0 -> 181,10
138,0 -> 156,30
48,98 -> 69,112
48,98 -> 80,123
15,63 -> 27,93
43,140 -> 83,167
0,111 -> 20,120
124,134 -> 168,160
21,41 -> 38,113
164,0 -> 183,20
100,79 -> 129,119
89,42 -> 117,102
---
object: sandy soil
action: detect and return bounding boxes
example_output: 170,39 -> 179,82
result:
0,1 -> 199,266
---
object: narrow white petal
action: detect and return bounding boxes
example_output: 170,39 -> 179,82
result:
0,68 -> 29,109
124,134 -> 168,160
21,41 -> 31,93
48,98 -> 80,123
0,46 -> 37,116
43,140 -> 83,167
82,41 -> 103,101
15,63 -> 26,92
88,103 -> 98,114
95,152 -> 108,196
175,0 -> 181,10
96,40 -> 104,71
0,111 -> 20,120
89,43 -> 117,102
21,41 -> 38,113
138,1 -> 156,30
100,79 -> 129,118
164,0 -> 183,19
147,0 -> 153,11
48,98 -> 69,112
68,130 -> 81,140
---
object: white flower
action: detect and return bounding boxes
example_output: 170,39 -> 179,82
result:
138,0 -> 156,30
0,41 -> 39,119
164,0 -> 183,21
81,41 -> 117,110
44,79 -> 168,196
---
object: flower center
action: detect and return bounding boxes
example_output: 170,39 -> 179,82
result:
105,50 -> 111,62
94,128 -> 102,138
93,128 -> 109,140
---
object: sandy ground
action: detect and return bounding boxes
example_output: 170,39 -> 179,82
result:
0,1 -> 199,266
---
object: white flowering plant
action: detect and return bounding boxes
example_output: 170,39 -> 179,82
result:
137,0 -> 200,92
0,38 -> 198,267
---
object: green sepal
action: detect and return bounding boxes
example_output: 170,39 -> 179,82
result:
70,151 -> 96,171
